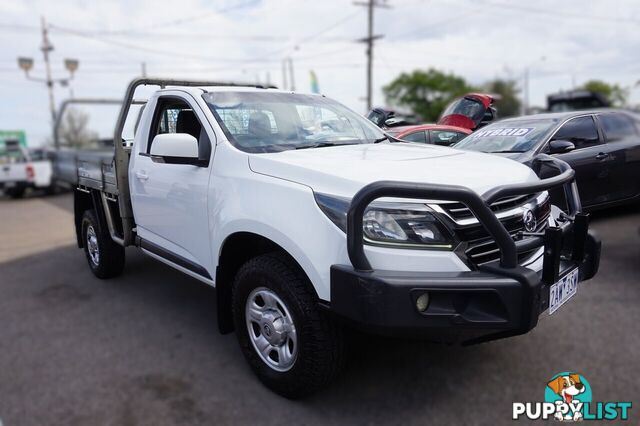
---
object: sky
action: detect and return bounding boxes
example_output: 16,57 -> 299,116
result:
1,0 -> 640,146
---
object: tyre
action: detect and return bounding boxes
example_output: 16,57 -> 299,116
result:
232,253 -> 345,398
81,209 -> 125,279
6,187 -> 25,199
43,185 -> 57,196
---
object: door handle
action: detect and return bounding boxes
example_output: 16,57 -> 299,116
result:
135,170 -> 149,181
595,152 -> 609,161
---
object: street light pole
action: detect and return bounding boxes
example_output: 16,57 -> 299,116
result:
522,67 -> 529,116
522,56 -> 546,115
40,16 -> 56,125
17,17 -> 79,148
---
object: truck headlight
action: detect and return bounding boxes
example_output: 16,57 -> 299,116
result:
314,193 -> 455,250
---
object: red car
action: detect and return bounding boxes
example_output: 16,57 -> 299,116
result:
387,124 -> 471,146
437,93 -> 496,131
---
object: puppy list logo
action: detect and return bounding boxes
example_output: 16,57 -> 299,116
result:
513,372 -> 632,421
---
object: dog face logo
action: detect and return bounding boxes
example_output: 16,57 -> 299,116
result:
547,374 -> 586,404
545,372 -> 592,422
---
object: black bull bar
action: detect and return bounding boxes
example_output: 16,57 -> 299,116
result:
346,154 -> 594,284
330,154 -> 600,344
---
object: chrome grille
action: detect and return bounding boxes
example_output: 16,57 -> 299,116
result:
441,193 -> 538,221
463,212 -> 549,266
451,194 -> 551,267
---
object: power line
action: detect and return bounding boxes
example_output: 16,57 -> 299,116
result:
480,0 -> 640,25
388,6 -> 483,41
94,0 -> 259,33
48,10 -> 362,69
0,2 -> 258,35
0,23 -> 40,31
49,30 -> 354,43
294,10 -> 362,47
0,62 -> 364,75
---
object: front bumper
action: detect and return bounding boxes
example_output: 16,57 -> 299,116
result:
329,154 -> 601,344
331,231 -> 599,344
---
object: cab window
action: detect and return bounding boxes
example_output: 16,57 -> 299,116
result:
148,97 -> 211,165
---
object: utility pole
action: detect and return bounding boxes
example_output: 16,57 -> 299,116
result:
41,16 -> 56,126
282,57 -> 295,91
141,62 -> 147,77
282,59 -> 288,91
522,67 -> 529,116
287,57 -> 295,91
521,56 -> 545,116
355,0 -> 389,111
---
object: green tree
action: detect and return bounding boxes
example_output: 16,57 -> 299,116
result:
581,80 -> 628,107
383,69 -> 473,121
483,78 -> 521,117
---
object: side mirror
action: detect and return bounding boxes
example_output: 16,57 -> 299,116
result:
548,139 -> 576,154
384,117 -> 405,127
150,133 -> 201,165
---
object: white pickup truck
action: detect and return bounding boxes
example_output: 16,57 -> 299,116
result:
73,79 -> 600,398
0,147 -> 53,198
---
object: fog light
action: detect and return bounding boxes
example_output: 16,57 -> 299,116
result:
416,293 -> 430,312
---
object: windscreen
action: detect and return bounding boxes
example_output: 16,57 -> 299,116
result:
441,97 -> 485,123
454,118 -> 559,153
203,91 -> 385,153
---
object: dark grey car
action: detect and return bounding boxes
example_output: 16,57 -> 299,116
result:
454,110 -> 640,210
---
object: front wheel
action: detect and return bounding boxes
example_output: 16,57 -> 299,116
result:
232,253 -> 345,398
81,210 -> 125,279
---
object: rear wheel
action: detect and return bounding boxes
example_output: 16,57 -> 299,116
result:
6,187 -> 25,199
81,210 -> 125,279
232,253 -> 345,399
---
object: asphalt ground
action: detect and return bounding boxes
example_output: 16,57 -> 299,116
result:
0,192 -> 638,425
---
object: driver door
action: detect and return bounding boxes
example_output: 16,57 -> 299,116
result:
130,94 -> 214,275
546,115 -> 610,207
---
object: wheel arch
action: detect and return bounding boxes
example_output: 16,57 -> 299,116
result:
215,231 -> 318,334
73,189 -> 110,248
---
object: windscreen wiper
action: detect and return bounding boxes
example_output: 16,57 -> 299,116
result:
374,135 -> 401,143
295,142 -> 356,150
487,150 -> 526,153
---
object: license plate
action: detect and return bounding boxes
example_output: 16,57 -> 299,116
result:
549,268 -> 579,315
4,181 -> 16,188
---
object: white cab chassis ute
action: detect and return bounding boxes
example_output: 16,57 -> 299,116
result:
73,79 -> 600,398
